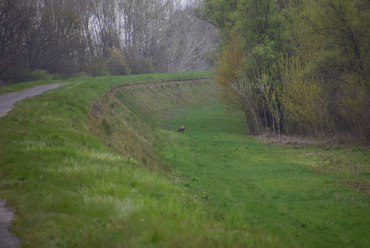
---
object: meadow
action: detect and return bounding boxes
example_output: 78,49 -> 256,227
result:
0,72 -> 369,247
158,105 -> 370,247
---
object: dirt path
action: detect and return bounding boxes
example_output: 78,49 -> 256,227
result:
0,83 -> 67,248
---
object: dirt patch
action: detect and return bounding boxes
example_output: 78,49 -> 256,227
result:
257,132 -> 322,146
89,100 -> 104,121
345,181 -> 370,195
256,132 -> 365,147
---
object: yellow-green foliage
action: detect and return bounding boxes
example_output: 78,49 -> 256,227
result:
288,0 -> 321,66
88,57 -> 110,77
339,75 -> 369,137
216,36 -> 266,134
88,49 -> 131,77
286,0 -> 370,139
207,0 -> 370,140
216,36 -> 245,110
257,73 -> 282,134
106,49 -> 131,76
339,76 -> 366,118
281,57 -> 329,135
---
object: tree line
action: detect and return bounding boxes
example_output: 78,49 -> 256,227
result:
0,0 -> 218,83
201,0 -> 370,142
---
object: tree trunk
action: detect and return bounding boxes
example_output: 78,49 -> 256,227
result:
244,111 -> 255,135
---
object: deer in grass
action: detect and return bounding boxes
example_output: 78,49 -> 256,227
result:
177,126 -> 185,133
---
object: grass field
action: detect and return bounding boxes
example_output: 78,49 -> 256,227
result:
158,104 -> 370,247
0,72 -> 281,247
0,72 -> 369,247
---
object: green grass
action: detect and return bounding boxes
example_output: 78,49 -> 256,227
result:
0,71 -> 213,94
88,78 -> 220,173
158,104 -> 370,247
1,71 -> 369,247
0,72 -> 282,247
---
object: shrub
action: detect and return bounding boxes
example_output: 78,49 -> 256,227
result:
338,75 -> 370,140
106,49 -> 131,76
73,71 -> 88,78
127,57 -> 156,75
280,57 -> 330,136
87,57 -> 110,77
23,70 -> 53,82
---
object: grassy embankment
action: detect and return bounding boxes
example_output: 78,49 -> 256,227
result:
0,72 -> 282,248
91,76 -> 370,247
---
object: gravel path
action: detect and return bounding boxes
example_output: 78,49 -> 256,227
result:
0,83 -> 67,248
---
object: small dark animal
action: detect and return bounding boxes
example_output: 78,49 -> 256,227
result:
177,126 -> 185,133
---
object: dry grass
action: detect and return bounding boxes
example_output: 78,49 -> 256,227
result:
257,132 -> 322,146
257,132 -> 369,146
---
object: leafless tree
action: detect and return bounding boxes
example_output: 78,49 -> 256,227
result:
164,3 -> 218,73
0,0 -> 34,78
0,0 -> 219,82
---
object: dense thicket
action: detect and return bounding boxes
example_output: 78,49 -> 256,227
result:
0,0 -> 218,83
202,0 -> 370,142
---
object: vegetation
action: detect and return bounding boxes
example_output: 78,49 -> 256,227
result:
1,72 -> 369,247
201,0 -> 370,142
1,0 -> 369,247
159,104 -> 370,247
88,78 -> 219,173
0,72 -> 281,247
0,0 -> 218,83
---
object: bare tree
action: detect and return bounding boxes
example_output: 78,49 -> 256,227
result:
0,0 -> 34,78
118,0 -> 173,73
88,0 -> 122,58
164,3 -> 218,73
0,0 -> 219,82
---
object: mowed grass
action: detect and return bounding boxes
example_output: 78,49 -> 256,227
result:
158,104 -> 370,247
0,72 -> 284,247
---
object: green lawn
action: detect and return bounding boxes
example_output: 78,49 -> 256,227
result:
158,104 -> 370,247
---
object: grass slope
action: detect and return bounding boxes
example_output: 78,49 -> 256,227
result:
159,104 -> 370,247
88,79 -> 219,173
0,72 -> 282,247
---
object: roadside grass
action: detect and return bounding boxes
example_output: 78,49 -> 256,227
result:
0,71 -> 213,94
158,104 -> 370,247
0,72 -> 283,247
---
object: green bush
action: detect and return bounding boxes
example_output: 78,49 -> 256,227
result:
128,57 -> 156,75
87,57 -> 110,77
106,49 -> 131,76
23,70 -> 52,82
73,71 -> 88,78
51,73 -> 62,80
